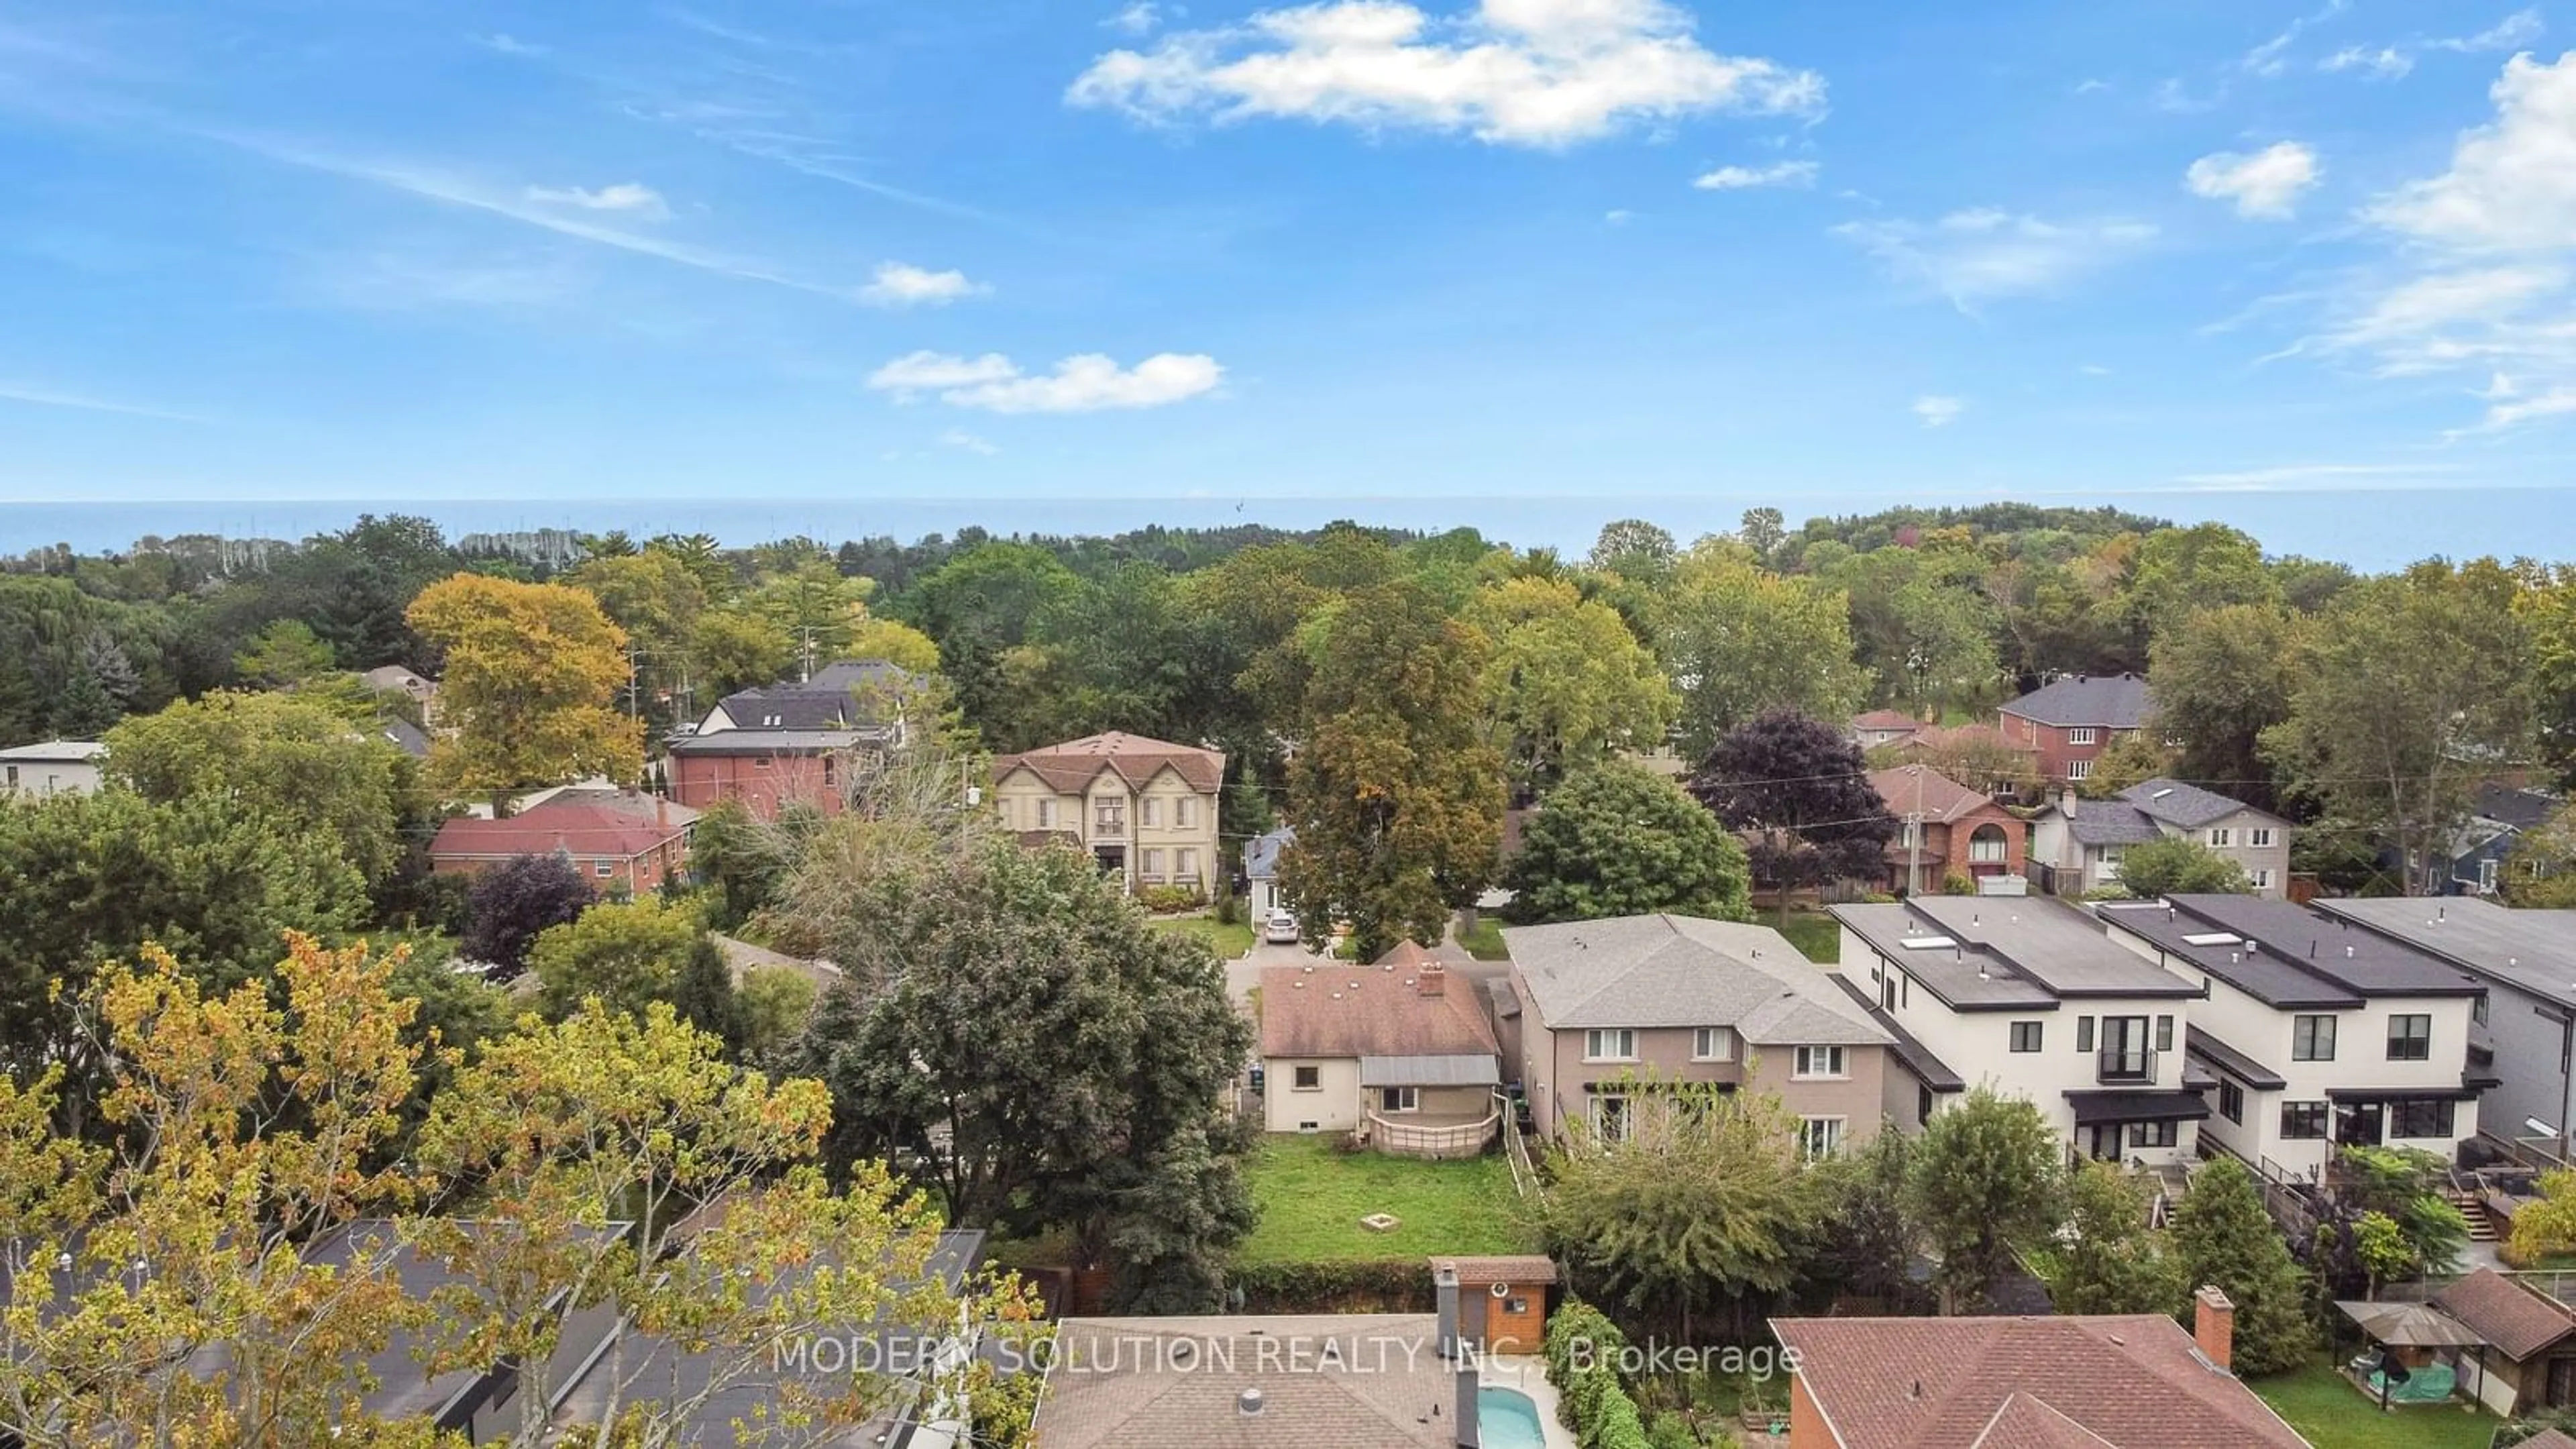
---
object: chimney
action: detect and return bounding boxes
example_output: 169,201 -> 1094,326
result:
1435,1264 -> 1461,1362
2194,1285 -> 2235,1371
2059,787 -> 2080,818
1419,963 -> 1447,998
1454,1363 -> 1481,1449
656,793 -> 669,831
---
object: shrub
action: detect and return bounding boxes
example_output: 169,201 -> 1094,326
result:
1225,1259 -> 1432,1313
1546,1298 -> 1653,1449
1137,883 -> 1206,914
1941,873 -> 1976,896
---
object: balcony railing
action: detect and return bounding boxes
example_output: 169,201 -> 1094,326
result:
1092,816 -> 1126,839
2097,1048 -> 2157,1085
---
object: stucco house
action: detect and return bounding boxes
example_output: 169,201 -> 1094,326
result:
1260,945 -> 1501,1157
1497,914 -> 1894,1158
0,739 -> 106,798
990,732 -> 1224,896
1998,672 -> 2153,784
2031,779 -> 2294,898
1866,763 -> 2024,895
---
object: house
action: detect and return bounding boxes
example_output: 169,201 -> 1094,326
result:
2031,779 -> 2294,899
429,792 -> 694,892
1998,672 -> 2153,784
989,733 -> 1225,896
375,717 -> 431,760
1260,945 -> 1501,1156
1244,826 -> 1293,917
2315,896 -> 2576,1159
1497,914 -> 1895,1157
2433,1268 -> 2576,1415
1028,1313 -> 1477,1449
1832,895 -> 2208,1161
2436,784 -> 2565,897
358,664 -> 439,729
1772,1287 -> 2309,1448
1849,709 -> 1928,750
2096,894 -> 2489,1176
1864,765 -> 2024,895
0,739 -> 106,798
669,661 -> 916,816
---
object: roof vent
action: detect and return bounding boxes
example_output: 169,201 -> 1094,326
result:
2152,788 -> 2174,800
1239,1387 -> 1265,1417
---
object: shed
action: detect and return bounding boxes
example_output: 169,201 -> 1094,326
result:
1430,1255 -> 1559,1356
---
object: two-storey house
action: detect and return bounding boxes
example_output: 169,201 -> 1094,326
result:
2096,894 -> 2489,1177
1497,914 -> 1894,1159
2031,779 -> 2295,899
2316,896 -> 2576,1161
1998,673 -> 2153,785
667,659 -> 914,817
1832,895 -> 2208,1165
989,732 -> 1225,896
1866,763 -> 2025,895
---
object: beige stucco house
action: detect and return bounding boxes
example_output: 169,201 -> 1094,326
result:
989,732 -> 1224,896
1261,945 -> 1502,1157
1496,914 -> 1896,1159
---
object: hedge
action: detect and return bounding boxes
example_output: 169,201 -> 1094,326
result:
1226,1258 -> 1434,1313
1546,1298 -> 1652,1449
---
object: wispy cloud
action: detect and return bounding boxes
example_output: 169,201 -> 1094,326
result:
2171,462 -> 2467,489
1836,208 -> 2157,310
525,182 -> 671,219
860,262 -> 989,307
2429,8 -> 2545,54
1694,160 -> 1817,191
2242,0 -> 2347,77
2322,45 -> 2412,80
1604,209 -> 1636,227
0,380 -> 211,424
1106,1 -> 1168,36
1912,394 -> 1965,427
470,33 -> 549,58
2316,8 -> 2540,82
2185,142 -> 2320,219
1068,0 -> 1827,148
939,427 -> 1000,455
867,350 -> 1226,413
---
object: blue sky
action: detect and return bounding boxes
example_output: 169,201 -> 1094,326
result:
2,0 -> 2573,537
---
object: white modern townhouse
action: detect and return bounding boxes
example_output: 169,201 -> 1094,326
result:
2096,894 -> 2491,1179
1831,894 -> 2208,1167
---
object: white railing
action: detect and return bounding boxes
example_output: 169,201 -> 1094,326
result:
1365,1111 -> 1497,1159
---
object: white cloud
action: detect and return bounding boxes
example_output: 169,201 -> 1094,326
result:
2171,462 -> 2467,489
1604,208 -> 1635,225
2072,78 -> 2109,95
0,381 -> 209,423
1693,159 -> 1817,191
860,262 -> 990,307
2243,0 -> 2346,77
1108,1 -> 1168,34
525,182 -> 670,218
1912,394 -> 1964,427
2184,142 -> 2321,219
472,32 -> 549,57
2322,45 -> 2412,79
2368,54 -> 2576,250
1067,0 -> 1826,148
939,427 -> 1000,455
867,352 -> 1225,413
2078,363 -> 2112,376
2431,8 -> 2545,54
1835,208 -> 2156,308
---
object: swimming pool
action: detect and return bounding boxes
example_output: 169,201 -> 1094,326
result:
1477,1385 -> 1548,1449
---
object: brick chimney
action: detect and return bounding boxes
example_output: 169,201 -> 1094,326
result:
1418,963 -> 1446,998
2193,1285 -> 2235,1371
656,793 -> 669,832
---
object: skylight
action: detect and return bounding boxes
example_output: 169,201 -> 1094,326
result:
2181,932 -> 2241,948
1900,936 -> 1960,950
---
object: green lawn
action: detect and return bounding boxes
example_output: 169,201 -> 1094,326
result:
1458,917 -> 1509,961
2251,1364 -> 2500,1449
1146,915 -> 1254,959
1238,1135 -> 1530,1265
1774,909 -> 1841,964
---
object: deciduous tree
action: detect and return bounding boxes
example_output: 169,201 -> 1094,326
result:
407,574 -> 641,806
462,853 -> 596,977
1502,761 -> 1750,924
1695,711 -> 1897,918
528,895 -> 704,1021
1907,1089 -> 2063,1313
231,618 -> 337,688
2036,1161 -> 2184,1316
2147,603 -> 2307,806
2106,835 -> 2252,898
1657,552 -> 1867,759
1466,577 -> 1676,802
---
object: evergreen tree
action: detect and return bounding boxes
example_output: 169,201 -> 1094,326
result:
669,933 -> 745,1054
2169,1156 -> 2318,1375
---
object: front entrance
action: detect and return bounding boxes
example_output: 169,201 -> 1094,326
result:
2339,1102 -> 2385,1148
1093,845 -> 1128,887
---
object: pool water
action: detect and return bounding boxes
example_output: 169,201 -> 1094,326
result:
1477,1385 -> 1548,1449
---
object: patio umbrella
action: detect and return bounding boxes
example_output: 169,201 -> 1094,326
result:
2333,1299 -> 2485,1348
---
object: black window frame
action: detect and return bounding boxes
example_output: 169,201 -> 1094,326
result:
2155,1015 -> 2174,1053
2009,1021 -> 2043,1053
2219,1079 -> 2245,1124
2390,1097 -> 2456,1139
2281,1101 -> 2330,1139
2127,1120 -> 2180,1149
2076,1016 -> 2095,1053
2387,1014 -> 2432,1062
2292,1014 -> 2337,1062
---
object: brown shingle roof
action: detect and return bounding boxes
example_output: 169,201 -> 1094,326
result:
2517,1430 -> 2576,1449
1260,963 -> 1499,1061
1428,1255 -> 1557,1287
429,799 -> 688,863
1867,765 -> 1999,826
1855,709 -> 1929,732
1030,1315 -> 1458,1448
1770,1315 -> 2308,1449
2434,1269 -> 2576,1360
991,731 -> 1225,795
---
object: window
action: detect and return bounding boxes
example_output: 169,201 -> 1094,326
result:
2249,827 -> 2275,848
2480,857 -> 2501,894
2387,1014 -> 2432,1061
2076,1016 -> 2096,1053
1968,825 -> 2009,863
1591,1095 -> 1631,1143
2,766 -> 13,788
996,800 -> 1013,828
1139,797 -> 1160,828
2281,1102 -> 2330,1139
1693,1027 -> 1734,1061
1036,800 -> 1055,829
1380,1087 -> 1419,1114
2098,847 -> 2123,880
821,756 -> 837,784
751,756 -> 771,770
1176,797 -> 1197,829
2067,759 -> 2094,782
2475,993 -> 2491,1025
2390,1098 -> 2457,1139
1096,801 -> 1126,833
1799,1117 -> 1847,1161
1792,1046 -> 1848,1080
2068,727 -> 2098,746
2009,1022 -> 2043,1053
1142,849 -> 1166,877
2207,827 -> 2234,848
1880,975 -> 1898,1011
2127,1120 -> 2180,1149
2251,869 -> 2275,891
1292,1065 -> 1321,1091
1177,849 -> 1200,879
594,861 -> 615,878
2219,1079 -> 2245,1124
1585,1029 -> 1638,1062
2155,1015 -> 2174,1053
2292,1015 -> 2337,1062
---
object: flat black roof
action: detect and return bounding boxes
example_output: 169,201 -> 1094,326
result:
2098,896 -> 2484,1008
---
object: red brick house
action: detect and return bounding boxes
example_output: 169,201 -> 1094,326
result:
1998,672 -> 2154,786
429,794 -> 692,893
1864,764 -> 2024,894
666,660 -> 914,818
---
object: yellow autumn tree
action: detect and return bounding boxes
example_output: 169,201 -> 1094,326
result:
407,574 -> 643,808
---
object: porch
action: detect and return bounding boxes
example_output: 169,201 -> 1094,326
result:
1360,1108 -> 1500,1160
1355,1055 -> 1503,1160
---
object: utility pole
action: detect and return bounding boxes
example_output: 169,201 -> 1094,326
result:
1908,763 -> 1926,898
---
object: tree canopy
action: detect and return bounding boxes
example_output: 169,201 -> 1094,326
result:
1501,759 -> 1751,924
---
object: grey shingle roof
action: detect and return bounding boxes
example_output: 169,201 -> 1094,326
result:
1244,826 -> 1294,881
667,727 -> 879,756
713,660 -> 916,731
2068,800 -> 2168,846
2120,778 -> 2269,830
1032,1315 -> 1462,1448
2475,784 -> 2563,831
1359,1055 -> 1499,1087
1502,914 -> 1890,1044
2002,673 -> 2155,729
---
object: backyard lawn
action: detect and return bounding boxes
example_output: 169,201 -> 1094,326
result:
1458,917 -> 1508,961
1775,909 -> 1840,964
2252,1364 -> 2500,1449
1146,915 -> 1254,960
1238,1135 -> 1529,1265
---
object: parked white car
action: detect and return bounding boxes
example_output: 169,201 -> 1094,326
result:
1263,910 -> 1301,945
